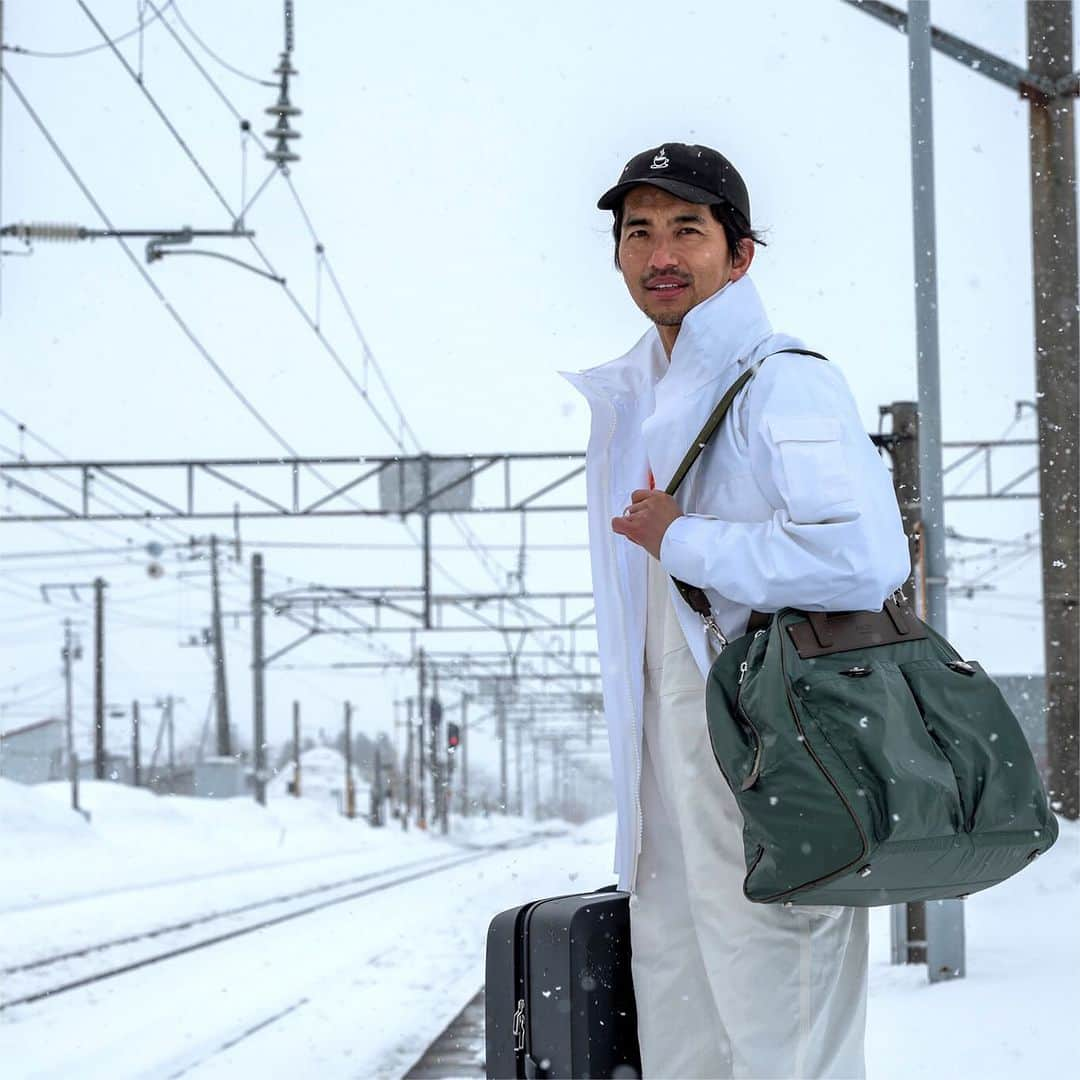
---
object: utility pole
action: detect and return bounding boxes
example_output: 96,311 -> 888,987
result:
404,699 -> 413,830
62,619 -> 80,812
343,700 -> 356,819
460,692 -> 469,817
292,700 -> 301,797
372,742 -> 383,826
884,400 -> 929,969
1027,1 -> 1079,821
165,695 -> 176,793
417,651 -> 427,829
209,535 -> 231,757
497,698 -> 508,814
131,700 -> 141,787
903,1 -> 965,987
907,2 -> 947,639
430,670 -> 444,831
515,709 -> 523,816
532,733 -> 540,820
843,0 -> 1080,824
251,552 -> 267,806
93,577 -> 105,780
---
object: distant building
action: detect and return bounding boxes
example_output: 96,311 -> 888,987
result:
0,718 -> 65,784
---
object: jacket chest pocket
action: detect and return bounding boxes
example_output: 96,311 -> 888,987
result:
767,416 -> 855,524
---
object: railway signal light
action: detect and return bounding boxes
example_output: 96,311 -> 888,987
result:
447,722 -> 460,751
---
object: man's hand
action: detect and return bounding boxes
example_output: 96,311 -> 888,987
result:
611,489 -> 684,560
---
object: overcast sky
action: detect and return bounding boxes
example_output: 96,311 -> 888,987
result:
1,1 -> 1072,772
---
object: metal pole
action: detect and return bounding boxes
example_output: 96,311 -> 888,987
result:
884,402 -> 928,966
532,734 -> 540,820
166,695 -> 175,793
251,552 -> 266,806
460,692 -> 469,817
372,743 -> 382,826
344,700 -> 355,818
62,619 -> 79,812
908,5 -> 965,983
498,699 -> 508,814
429,669 -> 442,829
515,709 -> 523,816
421,454 -> 432,629
93,577 -> 105,779
404,697 -> 413,828
417,651 -> 427,828
210,534 -> 231,757
131,700 -> 141,787
908,1 -> 948,638
1027,0 -> 1079,821
292,700 -> 301,797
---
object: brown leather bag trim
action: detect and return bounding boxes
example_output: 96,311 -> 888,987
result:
785,601 -> 927,659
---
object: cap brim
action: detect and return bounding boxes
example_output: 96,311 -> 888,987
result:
596,177 -> 725,211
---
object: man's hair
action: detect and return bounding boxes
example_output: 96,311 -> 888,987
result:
611,198 -> 766,270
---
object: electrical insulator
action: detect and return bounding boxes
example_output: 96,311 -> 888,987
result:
1,222 -> 88,243
264,52 -> 302,166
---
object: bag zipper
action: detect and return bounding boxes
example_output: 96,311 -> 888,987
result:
741,614 -> 869,903
734,644 -> 765,791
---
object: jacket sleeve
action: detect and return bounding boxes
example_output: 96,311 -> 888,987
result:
658,353 -> 911,612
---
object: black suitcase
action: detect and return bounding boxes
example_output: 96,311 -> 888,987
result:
485,885 -> 642,1079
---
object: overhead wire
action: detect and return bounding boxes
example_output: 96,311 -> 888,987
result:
11,6 -> 571,694
141,0 -> 534,616
167,1 -> 277,87
0,0 -> 175,59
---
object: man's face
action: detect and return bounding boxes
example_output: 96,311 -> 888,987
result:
616,186 -> 752,332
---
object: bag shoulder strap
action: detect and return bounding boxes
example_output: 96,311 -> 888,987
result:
663,347 -> 829,641
664,347 -> 828,499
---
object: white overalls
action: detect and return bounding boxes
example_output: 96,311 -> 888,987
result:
629,553 -> 870,1079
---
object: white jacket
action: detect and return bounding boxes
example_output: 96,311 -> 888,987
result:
560,276 -> 911,891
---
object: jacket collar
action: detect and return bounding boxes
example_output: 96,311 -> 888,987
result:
561,275 -> 773,406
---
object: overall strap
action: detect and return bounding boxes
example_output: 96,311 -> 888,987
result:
662,348 -> 829,642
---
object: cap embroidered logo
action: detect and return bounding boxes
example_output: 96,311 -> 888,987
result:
650,148 -> 670,170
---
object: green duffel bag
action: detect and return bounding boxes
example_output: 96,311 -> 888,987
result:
704,607 -> 1058,906
665,351 -> 1059,907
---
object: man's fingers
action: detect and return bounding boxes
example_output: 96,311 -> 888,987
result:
629,488 -> 652,503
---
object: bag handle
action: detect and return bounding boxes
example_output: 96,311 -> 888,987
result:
662,348 -> 829,646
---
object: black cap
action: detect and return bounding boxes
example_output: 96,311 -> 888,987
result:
597,143 -> 750,223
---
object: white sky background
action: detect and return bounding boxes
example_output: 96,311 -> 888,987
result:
1,1 -> 1073,766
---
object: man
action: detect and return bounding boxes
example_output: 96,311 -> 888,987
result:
560,144 -> 911,1078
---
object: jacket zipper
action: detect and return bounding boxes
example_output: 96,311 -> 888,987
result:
597,394 -> 644,890
744,614 -> 868,902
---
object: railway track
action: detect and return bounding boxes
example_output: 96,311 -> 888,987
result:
1,840 -> 531,1012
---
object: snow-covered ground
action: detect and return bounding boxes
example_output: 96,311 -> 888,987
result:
1,777 -> 1075,1078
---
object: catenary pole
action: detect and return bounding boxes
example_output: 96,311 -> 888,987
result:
93,577 -> 106,779
1027,0 -> 1079,821
883,402 -> 928,966
209,534 -> 231,756
62,619 -> 79,812
292,700 -> 301,797
131,700 -> 141,787
404,697 -> 413,827
460,692 -> 469,817
907,2 -> 965,984
343,700 -> 355,818
166,694 -> 175,792
417,651 -> 427,828
251,553 -> 266,805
